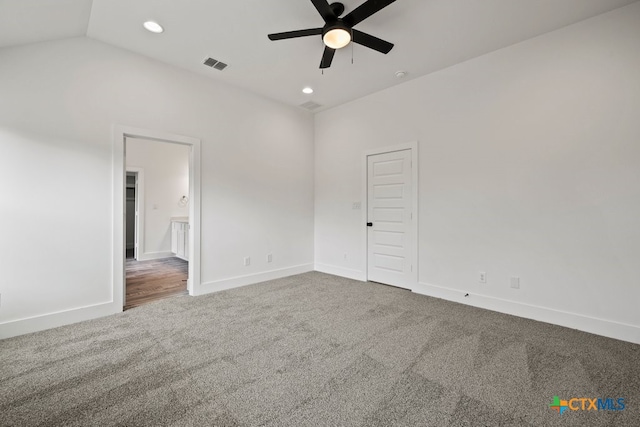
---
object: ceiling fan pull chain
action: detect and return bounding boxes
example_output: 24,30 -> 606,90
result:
352,42 -> 354,64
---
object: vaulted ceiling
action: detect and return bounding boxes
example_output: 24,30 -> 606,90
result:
1,0 -> 637,111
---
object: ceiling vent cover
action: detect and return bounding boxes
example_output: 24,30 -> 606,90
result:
203,57 -> 228,71
300,101 -> 322,111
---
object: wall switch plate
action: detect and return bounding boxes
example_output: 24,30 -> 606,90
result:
244,257 -> 250,267
510,277 -> 520,289
352,202 -> 361,210
267,254 -> 272,263
479,271 -> 487,283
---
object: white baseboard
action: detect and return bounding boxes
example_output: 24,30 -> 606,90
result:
137,251 -> 174,261
196,263 -> 314,296
413,282 -> 640,345
7,271 -> 635,345
314,263 -> 366,281
1,264 -> 314,339
0,301 -> 120,340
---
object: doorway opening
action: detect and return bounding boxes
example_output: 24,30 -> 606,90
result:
125,172 -> 137,260
112,126 -> 201,312
124,137 -> 190,309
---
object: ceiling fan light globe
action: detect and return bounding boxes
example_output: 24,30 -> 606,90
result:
323,28 -> 351,49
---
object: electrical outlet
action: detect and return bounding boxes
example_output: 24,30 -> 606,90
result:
267,253 -> 272,263
510,277 -> 520,289
479,271 -> 487,283
343,253 -> 348,261
243,257 -> 250,267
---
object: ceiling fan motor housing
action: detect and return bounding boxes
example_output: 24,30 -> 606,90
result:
330,2 -> 346,16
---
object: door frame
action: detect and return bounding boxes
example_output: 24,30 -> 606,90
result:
362,141 -> 418,288
112,125 -> 201,310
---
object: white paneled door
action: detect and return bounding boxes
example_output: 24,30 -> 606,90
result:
367,149 -> 415,288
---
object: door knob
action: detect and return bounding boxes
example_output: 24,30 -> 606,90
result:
367,222 -> 373,227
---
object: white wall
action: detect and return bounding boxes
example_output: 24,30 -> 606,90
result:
0,37 -> 314,337
314,3 -> 640,343
126,137 -> 189,259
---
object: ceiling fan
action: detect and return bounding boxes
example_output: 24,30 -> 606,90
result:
268,0 -> 397,69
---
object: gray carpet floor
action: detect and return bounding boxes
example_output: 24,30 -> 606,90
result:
1,272 -> 638,426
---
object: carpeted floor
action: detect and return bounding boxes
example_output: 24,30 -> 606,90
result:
1,272 -> 638,426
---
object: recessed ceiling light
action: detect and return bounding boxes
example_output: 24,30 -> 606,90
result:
143,21 -> 164,34
302,87 -> 314,94
395,71 -> 408,78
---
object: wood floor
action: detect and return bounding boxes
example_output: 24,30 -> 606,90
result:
125,257 -> 188,310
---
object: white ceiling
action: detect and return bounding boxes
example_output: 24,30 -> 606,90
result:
1,0 -> 637,112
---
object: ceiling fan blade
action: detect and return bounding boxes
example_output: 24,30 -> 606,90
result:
311,0 -> 337,22
352,29 -> 394,54
268,28 -> 323,41
320,46 -> 336,69
343,0 -> 397,27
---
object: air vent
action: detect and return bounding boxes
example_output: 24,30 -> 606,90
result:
299,101 -> 322,111
203,57 -> 228,71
